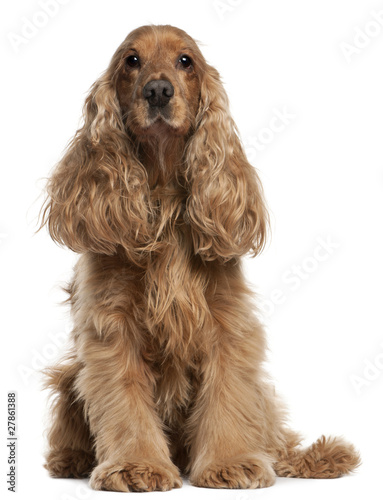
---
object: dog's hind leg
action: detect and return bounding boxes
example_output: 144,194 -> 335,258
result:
44,358 -> 96,478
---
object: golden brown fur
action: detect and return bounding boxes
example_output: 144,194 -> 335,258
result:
41,25 -> 360,491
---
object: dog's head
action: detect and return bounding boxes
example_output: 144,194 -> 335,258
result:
41,25 -> 268,262
114,25 -> 202,139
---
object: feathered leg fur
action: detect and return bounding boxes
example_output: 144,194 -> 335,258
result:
44,360 -> 95,478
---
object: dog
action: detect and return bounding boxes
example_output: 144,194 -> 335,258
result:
41,25 -> 360,491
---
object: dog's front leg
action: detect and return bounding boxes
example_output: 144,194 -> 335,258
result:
187,304 -> 277,489
75,329 -> 181,492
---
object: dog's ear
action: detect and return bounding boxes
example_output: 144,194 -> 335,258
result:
185,65 -> 269,262
40,71 -> 151,262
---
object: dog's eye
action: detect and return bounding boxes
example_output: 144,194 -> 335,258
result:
178,55 -> 193,71
126,55 -> 140,68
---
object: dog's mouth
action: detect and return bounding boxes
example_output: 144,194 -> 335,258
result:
136,113 -> 189,138
142,117 -> 175,136
148,105 -> 171,122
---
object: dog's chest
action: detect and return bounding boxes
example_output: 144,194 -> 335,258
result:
144,240 -> 209,354
143,251 -> 206,419
143,194 -> 210,350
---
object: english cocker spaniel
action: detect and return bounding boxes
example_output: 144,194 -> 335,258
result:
41,25 -> 359,491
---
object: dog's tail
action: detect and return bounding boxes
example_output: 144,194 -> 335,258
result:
274,435 -> 361,479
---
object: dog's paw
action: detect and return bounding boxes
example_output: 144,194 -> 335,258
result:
191,454 -> 275,489
90,459 -> 182,492
45,448 -> 95,478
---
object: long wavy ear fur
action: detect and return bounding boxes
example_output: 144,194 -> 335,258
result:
185,65 -> 269,262
40,63 -> 151,263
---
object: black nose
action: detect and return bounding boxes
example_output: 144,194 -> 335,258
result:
143,79 -> 174,108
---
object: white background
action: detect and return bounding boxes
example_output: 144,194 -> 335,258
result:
2,0 -> 383,498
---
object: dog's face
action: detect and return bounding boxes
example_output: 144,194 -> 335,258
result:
116,26 -> 202,138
